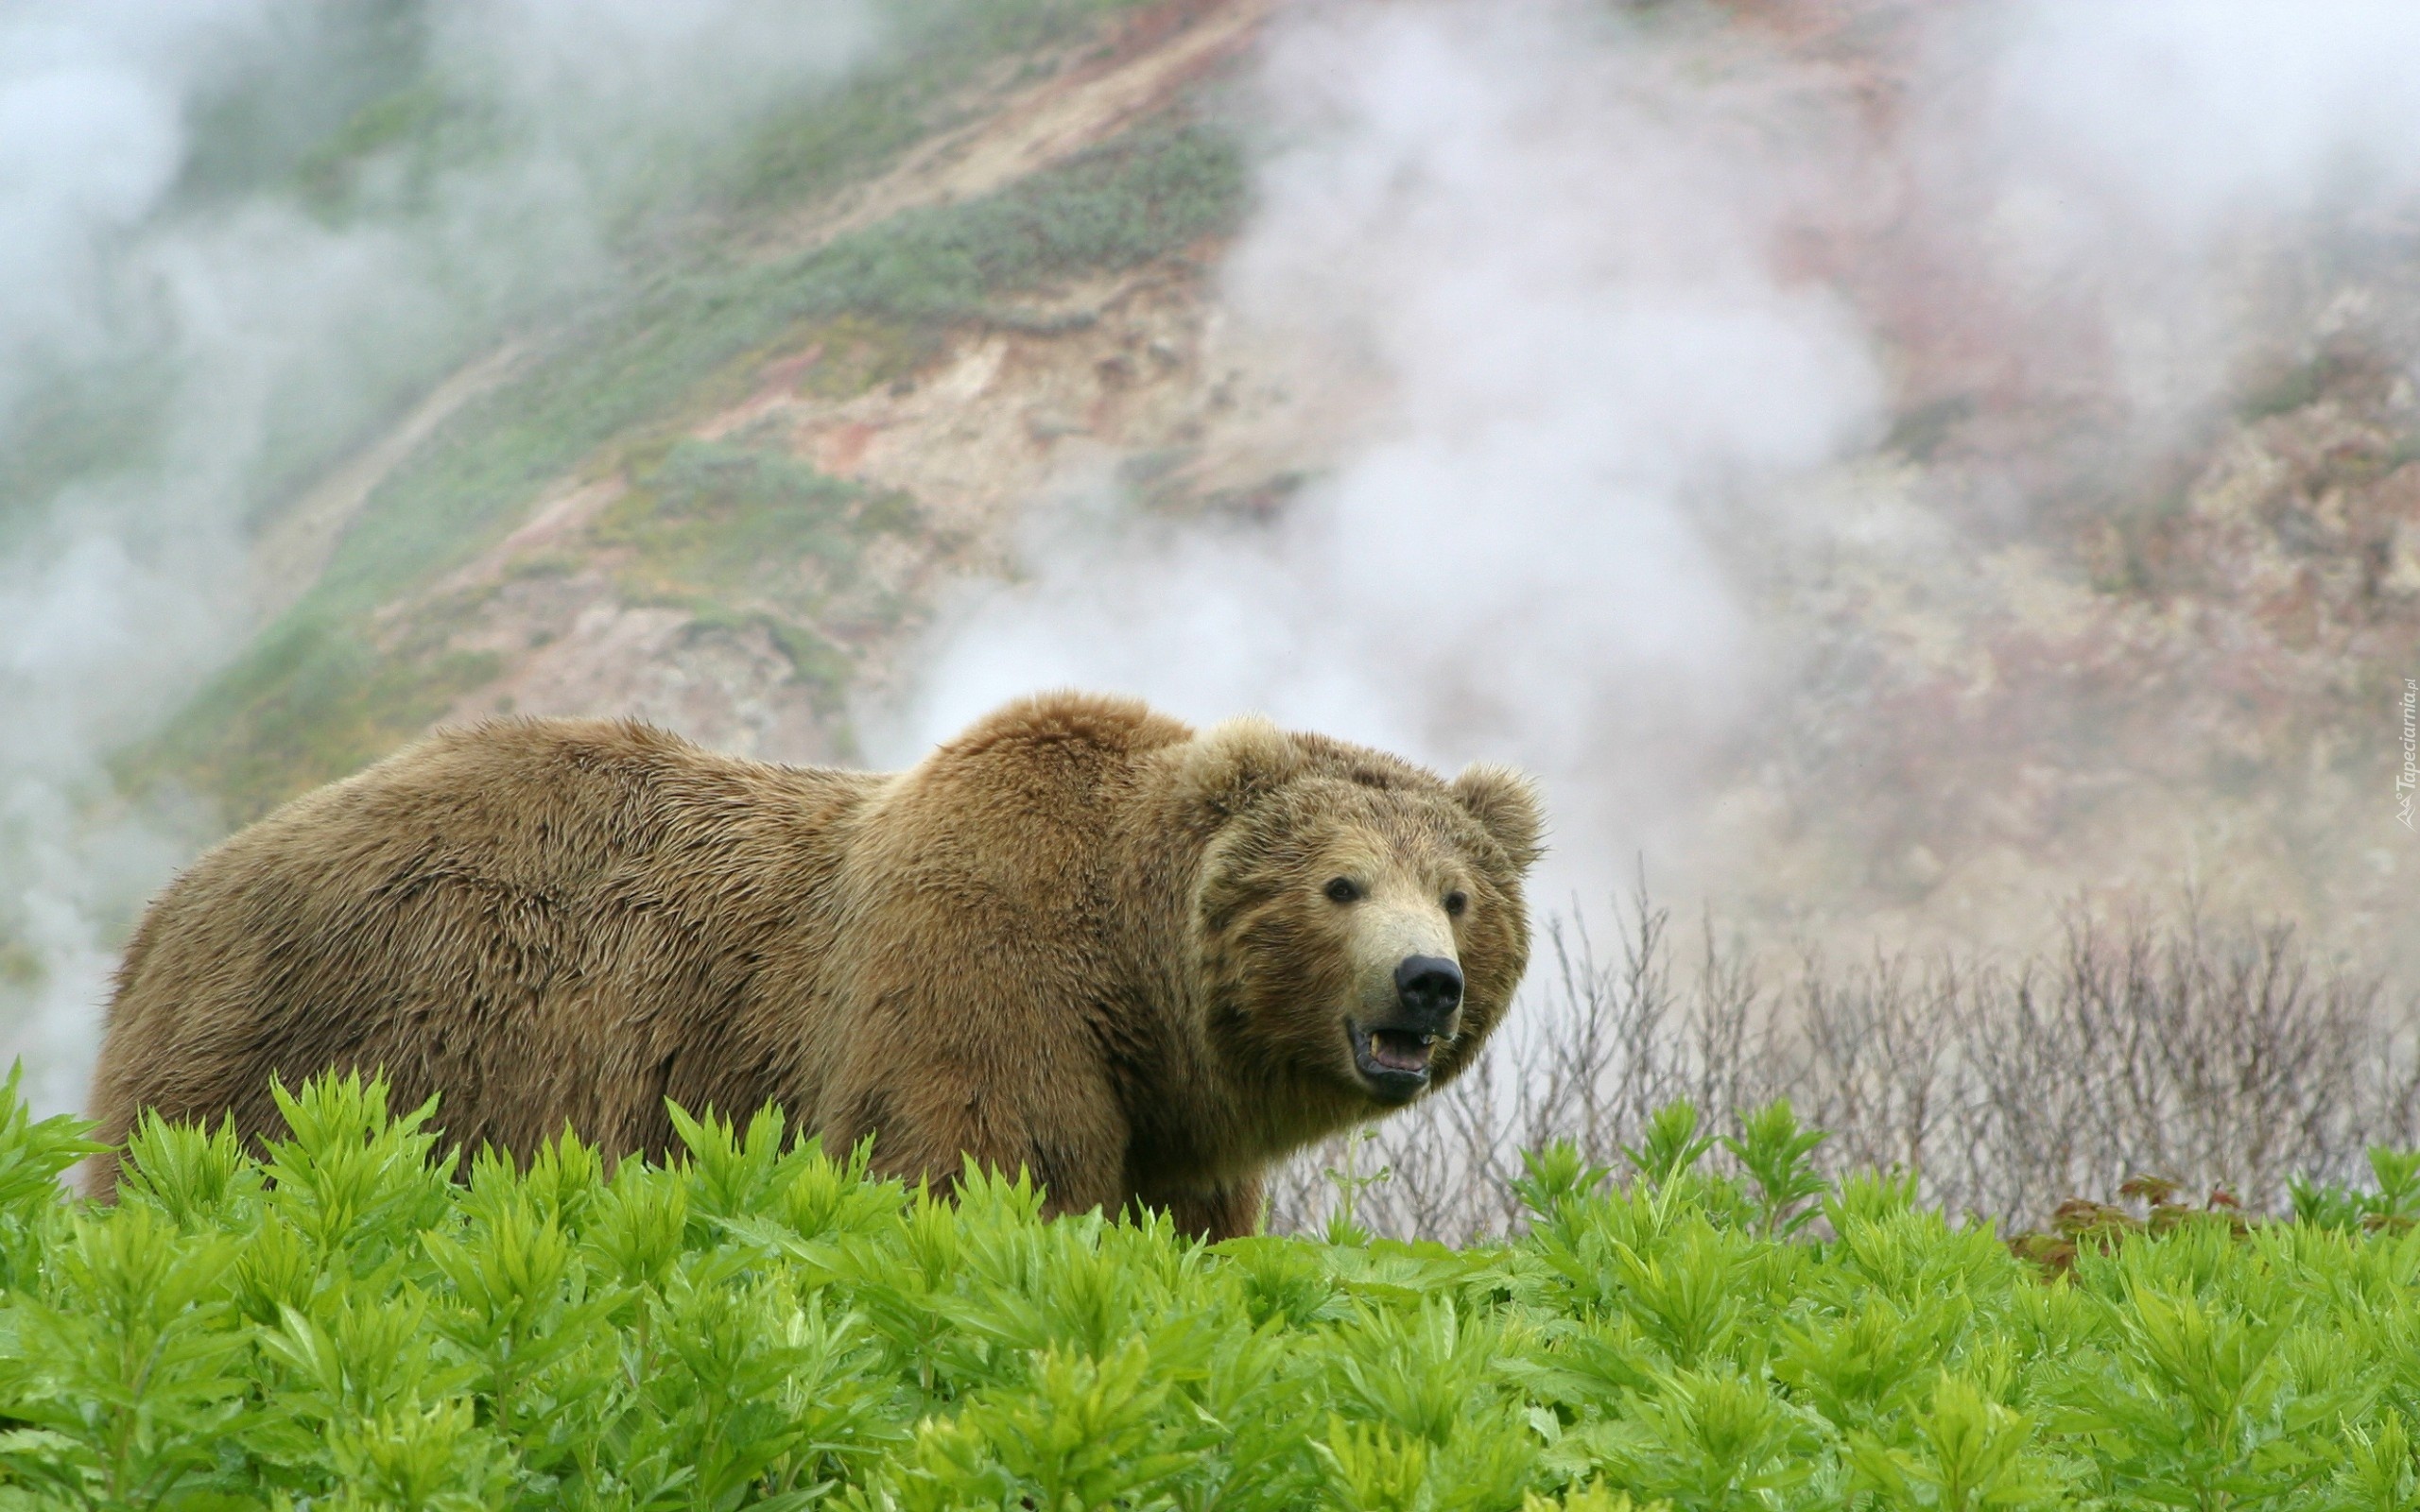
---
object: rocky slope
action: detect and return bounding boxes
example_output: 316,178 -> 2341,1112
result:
138,0 -> 1275,806
121,0 -> 2420,983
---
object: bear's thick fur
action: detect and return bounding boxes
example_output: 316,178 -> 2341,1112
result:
85,692 -> 1542,1236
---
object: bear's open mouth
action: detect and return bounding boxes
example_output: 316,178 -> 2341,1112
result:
1347,1020 -> 1437,1100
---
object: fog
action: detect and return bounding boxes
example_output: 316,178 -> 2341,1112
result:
902,1 -> 1879,895
7,0 -> 2419,1115
1932,0 -> 2420,427
0,0 -> 875,1113
901,0 -> 2420,950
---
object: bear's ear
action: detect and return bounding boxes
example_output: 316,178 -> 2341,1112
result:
1451,764 -> 1545,871
1174,715 -> 1305,819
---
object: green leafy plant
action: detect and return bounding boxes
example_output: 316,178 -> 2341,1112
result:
1721,1100 -> 1829,1240
1325,1126 -> 1395,1247
9,1067 -> 2420,1510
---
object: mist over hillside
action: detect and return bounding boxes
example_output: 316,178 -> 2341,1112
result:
3,0 -> 2415,1115
898,0 -> 2420,959
896,0 -> 1887,887
0,0 -> 883,1108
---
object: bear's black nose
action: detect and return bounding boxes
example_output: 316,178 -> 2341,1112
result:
1393,954 -> 1463,1026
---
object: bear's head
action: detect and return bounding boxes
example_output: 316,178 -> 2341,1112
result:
1178,716 -> 1545,1138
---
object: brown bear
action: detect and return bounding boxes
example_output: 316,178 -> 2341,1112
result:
84,691 -> 1542,1237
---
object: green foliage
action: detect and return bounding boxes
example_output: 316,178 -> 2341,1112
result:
1723,1100 -> 1830,1240
0,1066 -> 105,1291
264,0 -> 1156,230
1621,1103 -> 1717,1188
593,438 -> 921,644
11,1070 -> 2420,1510
2290,1148 -> 2420,1233
1324,1127 -> 1394,1247
127,609 -> 502,833
732,0 -> 1161,215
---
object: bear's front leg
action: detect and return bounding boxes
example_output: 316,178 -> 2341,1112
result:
1143,1177 -> 1265,1243
817,1048 -> 1131,1221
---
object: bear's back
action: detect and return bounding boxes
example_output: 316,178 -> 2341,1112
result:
88,717 -> 883,1187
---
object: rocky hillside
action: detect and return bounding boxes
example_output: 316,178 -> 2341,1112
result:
34,0 -> 2420,999
129,0 -> 1270,814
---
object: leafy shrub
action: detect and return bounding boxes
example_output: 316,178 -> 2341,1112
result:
6,1070 -> 2420,1509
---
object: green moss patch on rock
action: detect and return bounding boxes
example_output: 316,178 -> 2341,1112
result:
595,439 -> 915,613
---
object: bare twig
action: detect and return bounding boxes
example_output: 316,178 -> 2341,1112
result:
1267,894 -> 2420,1243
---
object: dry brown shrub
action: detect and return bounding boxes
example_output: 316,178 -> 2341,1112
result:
1267,895 -> 2420,1242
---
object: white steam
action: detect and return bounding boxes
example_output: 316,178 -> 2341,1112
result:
901,0 -> 1882,893
10,0 -> 2420,1117
902,0 -> 2420,943
0,0 -> 876,1113
1988,0 -> 2420,231
1930,0 -> 2420,422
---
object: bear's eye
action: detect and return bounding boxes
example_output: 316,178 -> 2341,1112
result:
1444,889 -> 1469,918
1323,877 -> 1361,904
